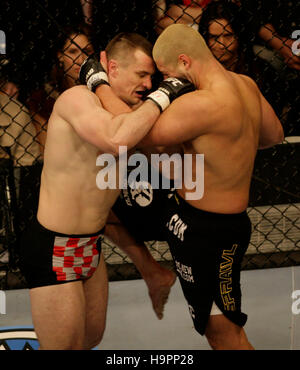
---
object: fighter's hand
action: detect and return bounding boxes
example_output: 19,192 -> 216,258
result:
79,54 -> 109,92
146,77 -> 195,112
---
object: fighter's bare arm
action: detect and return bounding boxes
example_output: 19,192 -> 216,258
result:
239,75 -> 284,149
140,79 -> 284,149
257,90 -> 284,149
139,90 -> 223,147
54,85 -> 160,155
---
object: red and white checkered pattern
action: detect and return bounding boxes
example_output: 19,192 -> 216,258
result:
52,235 -> 101,281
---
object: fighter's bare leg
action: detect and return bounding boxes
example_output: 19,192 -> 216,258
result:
83,252 -> 108,349
30,281 -> 86,350
205,314 -> 254,350
30,252 -> 108,350
105,220 -> 176,319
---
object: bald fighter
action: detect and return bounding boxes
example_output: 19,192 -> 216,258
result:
19,32 -> 194,350
95,25 -> 284,350
143,24 -> 284,350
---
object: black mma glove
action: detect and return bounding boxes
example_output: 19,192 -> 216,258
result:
79,54 -> 109,92
146,77 -> 195,112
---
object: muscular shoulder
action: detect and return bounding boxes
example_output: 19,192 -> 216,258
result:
55,85 -> 90,106
234,72 -> 260,94
172,89 -> 218,112
167,87 -> 236,134
54,85 -> 101,117
212,72 -> 260,115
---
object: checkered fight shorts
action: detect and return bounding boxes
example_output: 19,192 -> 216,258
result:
19,217 -> 104,288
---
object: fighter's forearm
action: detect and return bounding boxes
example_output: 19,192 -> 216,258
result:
92,85 -> 160,153
109,100 -> 161,151
92,77 -> 195,153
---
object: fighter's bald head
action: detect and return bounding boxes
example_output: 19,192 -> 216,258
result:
153,24 -> 213,68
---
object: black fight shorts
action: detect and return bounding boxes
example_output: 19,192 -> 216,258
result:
19,217 -> 104,289
112,163 -> 173,243
163,192 -> 251,335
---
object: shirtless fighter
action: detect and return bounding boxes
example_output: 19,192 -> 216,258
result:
94,25 -> 284,350
19,32 -> 194,350
143,24 -> 284,350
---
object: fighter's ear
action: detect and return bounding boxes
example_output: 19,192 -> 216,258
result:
178,54 -> 191,69
107,59 -> 118,77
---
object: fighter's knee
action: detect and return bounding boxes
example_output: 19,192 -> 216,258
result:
85,334 -> 103,350
85,326 -> 106,350
204,315 -> 241,350
205,330 -> 229,350
205,324 -> 250,350
51,336 -> 85,350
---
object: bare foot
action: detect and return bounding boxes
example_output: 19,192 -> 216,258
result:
147,268 -> 176,320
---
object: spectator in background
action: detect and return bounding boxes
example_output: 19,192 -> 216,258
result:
1,0 -> 85,103
234,0 -> 300,71
0,84 -> 41,255
227,0 -> 299,135
26,23 -> 94,154
198,1 -> 287,121
243,0 -> 299,136
154,0 -> 213,34
0,91 -> 40,168
1,81 -> 19,100
80,0 -> 93,25
0,56 -> 20,100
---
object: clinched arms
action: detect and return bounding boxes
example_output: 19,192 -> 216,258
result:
79,55 -> 196,113
75,55 -> 196,153
146,77 -> 195,112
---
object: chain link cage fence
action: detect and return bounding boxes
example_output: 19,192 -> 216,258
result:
0,0 -> 299,289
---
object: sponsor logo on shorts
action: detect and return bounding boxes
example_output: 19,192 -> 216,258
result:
219,244 -> 238,311
121,181 -> 154,207
129,181 -> 153,207
166,214 -> 188,241
188,304 -> 195,320
122,188 -> 133,206
175,260 -> 194,283
0,327 -> 39,350
96,146 -> 204,200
